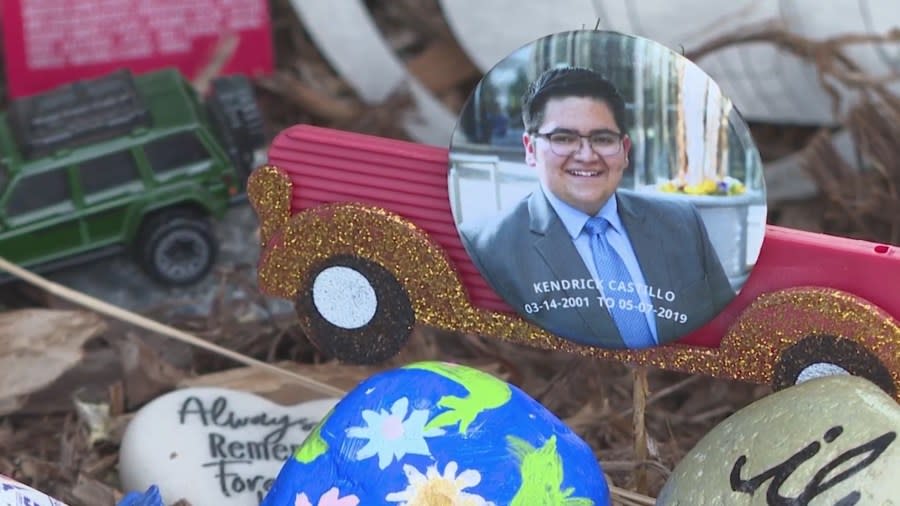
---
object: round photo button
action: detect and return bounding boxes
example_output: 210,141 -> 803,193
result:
448,30 -> 766,350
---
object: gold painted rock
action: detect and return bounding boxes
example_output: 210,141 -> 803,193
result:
657,376 -> 899,505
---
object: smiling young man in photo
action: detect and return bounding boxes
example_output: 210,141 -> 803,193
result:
459,66 -> 735,349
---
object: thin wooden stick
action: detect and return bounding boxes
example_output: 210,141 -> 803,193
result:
610,485 -> 657,506
192,33 -> 240,95
619,374 -> 704,418
632,366 -> 650,495
0,257 -> 347,398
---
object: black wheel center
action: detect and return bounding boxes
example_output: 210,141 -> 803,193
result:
164,239 -> 200,260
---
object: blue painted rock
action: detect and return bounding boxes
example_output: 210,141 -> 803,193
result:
656,375 -> 900,505
261,361 -> 611,505
0,474 -> 67,505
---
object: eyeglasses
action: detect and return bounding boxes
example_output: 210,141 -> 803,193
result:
532,130 -> 624,157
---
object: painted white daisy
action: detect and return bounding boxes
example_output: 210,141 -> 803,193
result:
294,487 -> 359,506
385,461 -> 495,506
346,397 -> 445,469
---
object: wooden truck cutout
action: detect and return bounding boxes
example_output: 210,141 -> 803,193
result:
247,124 -> 900,400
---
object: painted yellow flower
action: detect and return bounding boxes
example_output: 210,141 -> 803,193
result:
385,461 -> 495,506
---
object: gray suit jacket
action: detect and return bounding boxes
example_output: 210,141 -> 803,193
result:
459,190 -> 735,349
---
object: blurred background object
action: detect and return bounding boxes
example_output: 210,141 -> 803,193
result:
441,0 -> 899,125
1,0 -> 273,98
285,0 -> 897,245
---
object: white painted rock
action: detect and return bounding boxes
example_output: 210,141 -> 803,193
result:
656,375 -> 900,505
0,475 -> 67,505
119,387 -> 339,506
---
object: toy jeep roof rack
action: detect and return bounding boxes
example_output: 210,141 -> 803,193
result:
7,69 -> 152,159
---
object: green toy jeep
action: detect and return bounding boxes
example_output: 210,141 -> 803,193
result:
0,68 -> 265,286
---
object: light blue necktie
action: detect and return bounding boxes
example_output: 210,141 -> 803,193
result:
584,217 -> 656,349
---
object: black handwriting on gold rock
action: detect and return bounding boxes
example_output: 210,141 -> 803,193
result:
729,426 -> 896,505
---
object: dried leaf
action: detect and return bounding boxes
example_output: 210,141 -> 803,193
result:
0,309 -> 106,416
114,333 -> 187,410
19,346 -> 122,416
178,360 -> 378,404
73,397 -> 111,447
65,473 -> 120,506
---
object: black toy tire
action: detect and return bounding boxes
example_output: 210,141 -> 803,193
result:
137,212 -> 218,286
206,75 -> 265,182
772,334 -> 896,397
295,254 -> 414,365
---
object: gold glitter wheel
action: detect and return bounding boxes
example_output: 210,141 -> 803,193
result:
294,253 -> 415,364
772,334 -> 896,397
719,288 -> 900,401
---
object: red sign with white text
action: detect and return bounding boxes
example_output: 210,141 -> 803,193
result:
1,0 -> 273,98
